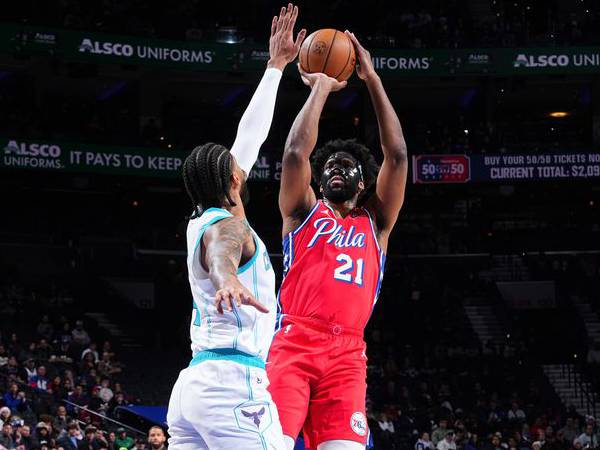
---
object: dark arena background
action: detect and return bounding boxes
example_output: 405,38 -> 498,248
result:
1,1 -> 600,449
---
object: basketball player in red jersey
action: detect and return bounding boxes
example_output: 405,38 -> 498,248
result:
266,32 -> 408,450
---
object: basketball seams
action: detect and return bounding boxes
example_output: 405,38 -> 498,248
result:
321,29 -> 338,75
334,32 -> 353,80
304,32 -> 318,73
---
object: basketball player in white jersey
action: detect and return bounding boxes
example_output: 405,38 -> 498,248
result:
166,4 -> 306,450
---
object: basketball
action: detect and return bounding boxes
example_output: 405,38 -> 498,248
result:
299,29 -> 356,82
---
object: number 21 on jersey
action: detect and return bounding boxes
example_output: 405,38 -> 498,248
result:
333,253 -> 364,286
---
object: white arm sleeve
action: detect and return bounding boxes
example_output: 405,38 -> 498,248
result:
230,67 -> 283,175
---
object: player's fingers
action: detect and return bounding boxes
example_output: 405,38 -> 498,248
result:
271,16 -> 277,37
282,8 -> 292,33
276,6 -> 286,32
287,5 -> 298,32
346,30 -> 365,54
224,295 -> 234,312
351,32 -> 367,52
248,298 -> 270,314
293,28 -> 307,51
215,294 -> 224,314
234,290 -> 243,308
333,80 -> 348,91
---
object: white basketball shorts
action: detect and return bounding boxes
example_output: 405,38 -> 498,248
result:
167,351 -> 286,450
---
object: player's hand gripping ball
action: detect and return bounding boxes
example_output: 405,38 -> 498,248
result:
299,29 -> 356,82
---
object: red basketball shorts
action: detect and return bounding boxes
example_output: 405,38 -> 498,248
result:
266,316 -> 369,449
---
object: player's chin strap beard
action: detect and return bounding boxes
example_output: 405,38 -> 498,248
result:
321,163 -> 363,204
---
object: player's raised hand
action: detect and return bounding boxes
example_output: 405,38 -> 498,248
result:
298,64 -> 347,92
215,278 -> 269,314
268,3 -> 306,71
345,31 -> 376,82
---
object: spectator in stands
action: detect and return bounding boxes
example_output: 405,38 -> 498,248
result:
50,376 -> 66,403
376,412 -> 396,447
146,427 -> 166,450
416,432 -> 435,450
23,360 -> 37,384
80,353 -> 96,374
560,418 -> 580,444
0,345 -> 8,367
81,343 -> 100,364
0,423 -> 15,449
114,428 -> 134,450
53,406 -> 71,434
30,366 -> 50,392
507,402 -> 526,424
58,323 -> 73,346
67,385 -> 89,414
88,387 -> 107,415
36,315 -> 54,341
437,431 -> 457,450
577,424 -> 598,449
79,425 -> 104,450
108,393 -> 128,416
571,437 -> 583,450
51,342 -> 74,364
3,383 -> 23,413
15,424 -> 37,450
34,422 -> 51,445
98,379 -> 113,404
133,438 -> 146,450
97,353 -> 121,378
464,434 -> 479,450
101,342 -> 115,360
3,357 -> 23,384
432,419 -> 450,446
106,432 -> 116,449
36,339 -> 52,362
72,321 -> 91,348
0,406 -> 11,424
57,423 -> 81,450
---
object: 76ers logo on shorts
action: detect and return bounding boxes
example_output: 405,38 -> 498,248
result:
350,412 -> 367,436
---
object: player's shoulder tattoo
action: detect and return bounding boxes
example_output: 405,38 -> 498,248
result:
214,216 -> 252,244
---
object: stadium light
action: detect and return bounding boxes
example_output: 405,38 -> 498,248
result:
548,111 -> 569,118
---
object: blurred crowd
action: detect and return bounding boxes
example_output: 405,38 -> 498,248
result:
364,340 -> 592,450
0,311 -> 166,450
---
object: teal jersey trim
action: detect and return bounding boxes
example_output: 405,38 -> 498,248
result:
232,303 -> 242,350
189,348 -> 265,369
192,210 -> 233,254
192,300 -> 202,327
252,263 -> 260,349
238,233 -> 259,274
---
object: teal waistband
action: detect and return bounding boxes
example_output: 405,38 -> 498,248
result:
189,348 -> 265,369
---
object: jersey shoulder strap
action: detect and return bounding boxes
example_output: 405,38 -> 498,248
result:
188,208 -> 234,281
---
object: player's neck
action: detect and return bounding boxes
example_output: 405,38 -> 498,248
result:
323,198 -> 358,218
224,202 -> 246,219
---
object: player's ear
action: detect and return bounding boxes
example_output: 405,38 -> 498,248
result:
358,180 -> 365,193
230,170 -> 242,189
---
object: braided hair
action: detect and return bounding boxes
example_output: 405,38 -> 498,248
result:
182,143 -> 236,217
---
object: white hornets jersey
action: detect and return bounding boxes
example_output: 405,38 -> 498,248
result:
186,207 -> 277,361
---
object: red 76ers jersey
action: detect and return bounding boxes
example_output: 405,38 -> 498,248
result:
277,200 -> 386,331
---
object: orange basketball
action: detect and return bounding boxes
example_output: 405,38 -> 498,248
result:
299,29 -> 356,82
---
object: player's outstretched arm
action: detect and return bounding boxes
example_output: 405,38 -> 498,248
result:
202,217 -> 269,314
279,67 -> 346,233
230,3 -> 306,175
346,31 -> 408,241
